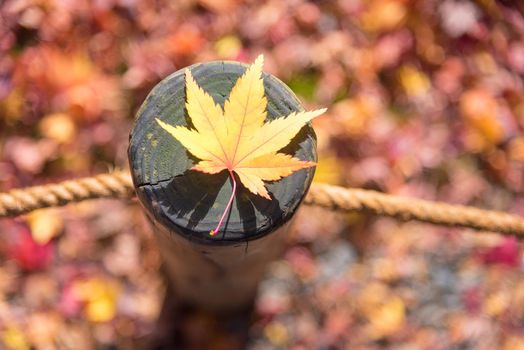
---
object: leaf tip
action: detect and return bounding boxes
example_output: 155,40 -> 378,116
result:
254,54 -> 264,66
259,189 -> 271,200
184,68 -> 194,82
311,108 -> 328,118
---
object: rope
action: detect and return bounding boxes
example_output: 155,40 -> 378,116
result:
1,171 -> 524,237
0,171 -> 134,217
305,184 -> 524,236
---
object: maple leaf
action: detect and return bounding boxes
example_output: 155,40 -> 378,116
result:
156,55 -> 326,235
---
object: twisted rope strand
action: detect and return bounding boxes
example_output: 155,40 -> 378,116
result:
305,184 -> 524,236
0,171 -> 134,217
1,171 -> 524,237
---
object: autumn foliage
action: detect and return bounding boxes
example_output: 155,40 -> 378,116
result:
156,55 -> 325,234
1,0 -> 524,349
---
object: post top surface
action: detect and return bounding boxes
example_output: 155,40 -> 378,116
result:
129,60 -> 317,244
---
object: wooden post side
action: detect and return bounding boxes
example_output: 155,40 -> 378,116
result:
153,221 -> 290,310
129,61 -> 317,312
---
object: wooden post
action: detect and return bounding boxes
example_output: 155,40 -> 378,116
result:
128,61 -> 317,312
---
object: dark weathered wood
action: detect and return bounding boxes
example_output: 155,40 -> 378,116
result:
128,60 -> 317,311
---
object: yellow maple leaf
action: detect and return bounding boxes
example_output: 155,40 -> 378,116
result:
156,55 -> 326,235
72,277 -> 120,323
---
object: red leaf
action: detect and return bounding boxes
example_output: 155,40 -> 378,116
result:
8,223 -> 54,271
479,237 -> 519,267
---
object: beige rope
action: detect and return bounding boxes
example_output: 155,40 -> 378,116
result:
305,184 -> 524,236
0,171 -> 134,217
1,171 -> 524,237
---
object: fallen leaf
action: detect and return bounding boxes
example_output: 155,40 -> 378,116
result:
483,291 -> 510,317
312,154 -> 343,185
27,209 -> 63,244
264,321 -> 289,346
157,55 -> 326,235
9,225 -> 54,271
165,24 -> 204,56
365,296 -> 406,339
358,283 -> 406,339
460,88 -> 504,150
214,35 -> 243,59
38,113 -> 76,144
0,88 -> 24,123
1,325 -> 30,350
360,0 -> 407,33
71,277 -> 120,323
479,237 -> 519,267
398,65 -> 430,97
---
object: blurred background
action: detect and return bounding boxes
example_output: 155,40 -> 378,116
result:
1,0 -> 524,349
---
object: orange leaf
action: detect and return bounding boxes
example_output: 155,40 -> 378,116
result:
156,55 -> 326,234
